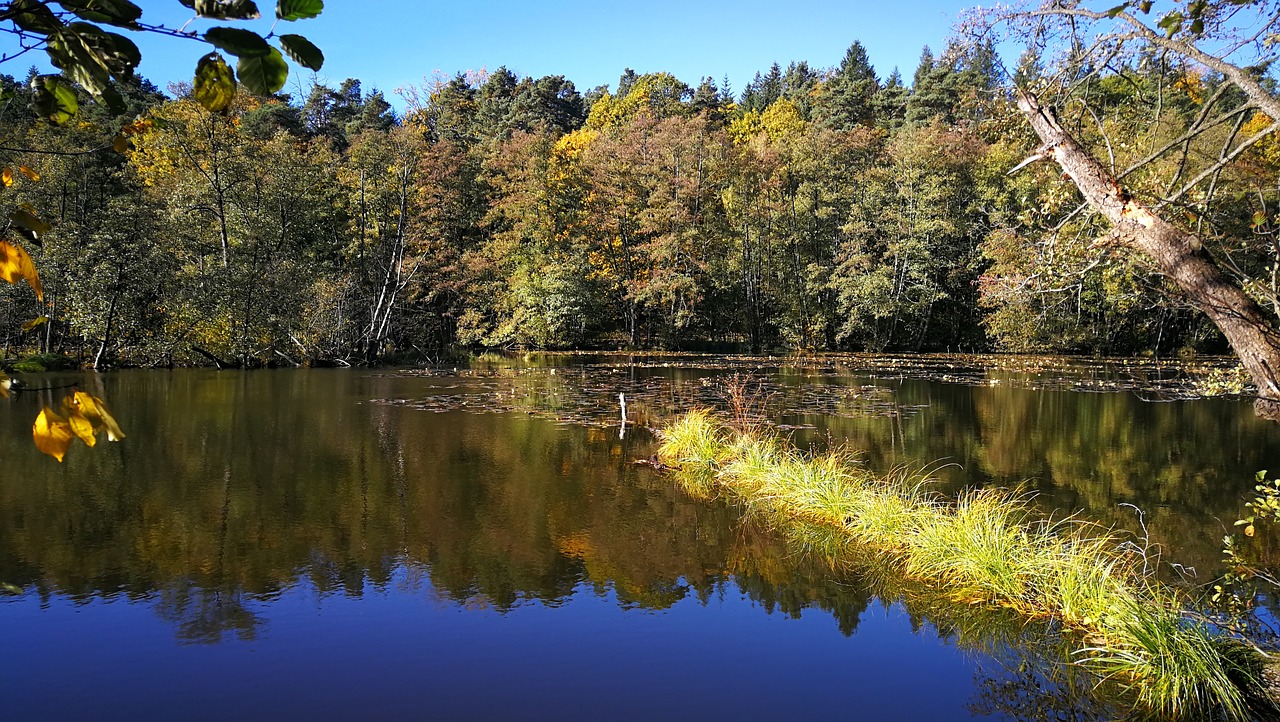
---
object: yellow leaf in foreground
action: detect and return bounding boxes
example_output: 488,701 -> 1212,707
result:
33,407 -> 73,462
0,371 -> 9,399
73,391 -> 125,441
21,316 -> 48,333
61,396 -> 97,447
1,167 -> 11,187
18,166 -> 39,181
0,241 -> 43,301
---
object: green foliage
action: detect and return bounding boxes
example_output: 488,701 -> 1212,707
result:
3,16 -> 1275,363
278,34 -> 322,71
8,352 -> 76,372
2,0 -> 324,115
234,46 -> 288,95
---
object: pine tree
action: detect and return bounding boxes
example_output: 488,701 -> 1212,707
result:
872,68 -> 909,130
815,41 -> 878,129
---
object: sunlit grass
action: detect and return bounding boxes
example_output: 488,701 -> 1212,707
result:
655,411 -> 1272,720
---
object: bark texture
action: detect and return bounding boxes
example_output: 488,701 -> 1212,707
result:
1017,91 -> 1280,417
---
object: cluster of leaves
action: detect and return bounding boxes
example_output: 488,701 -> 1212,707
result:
1211,472 -> 1280,628
3,0 -> 324,120
32,389 -> 123,461
1104,0 -> 1256,38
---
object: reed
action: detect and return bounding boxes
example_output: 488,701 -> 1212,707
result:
656,410 -> 1272,720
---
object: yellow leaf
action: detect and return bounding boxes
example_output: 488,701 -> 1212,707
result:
1246,524 -> 1256,537
73,391 -> 125,441
1,167 -> 11,187
113,134 -> 129,154
0,371 -> 9,399
18,166 -> 39,181
61,396 -> 97,447
33,406 -> 73,462
0,241 -> 43,302
20,316 -> 48,333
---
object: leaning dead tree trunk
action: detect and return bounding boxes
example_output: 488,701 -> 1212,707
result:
1017,90 -> 1280,419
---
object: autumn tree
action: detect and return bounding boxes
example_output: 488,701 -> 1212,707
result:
977,0 -> 1280,416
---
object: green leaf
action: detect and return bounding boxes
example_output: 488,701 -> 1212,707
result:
193,52 -> 236,112
11,0 -> 63,33
45,25 -> 114,96
1105,3 -> 1128,18
193,0 -> 260,20
279,34 -> 323,70
67,22 -> 141,78
1158,11 -> 1184,36
276,0 -> 323,21
236,47 -> 289,95
55,0 -> 144,28
30,75 -> 78,125
204,27 -> 271,57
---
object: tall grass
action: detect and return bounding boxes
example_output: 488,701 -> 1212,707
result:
657,410 -> 1272,720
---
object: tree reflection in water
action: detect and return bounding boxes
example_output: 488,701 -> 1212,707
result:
0,359 -> 1275,718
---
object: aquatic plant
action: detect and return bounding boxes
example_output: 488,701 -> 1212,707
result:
656,410 -> 1273,720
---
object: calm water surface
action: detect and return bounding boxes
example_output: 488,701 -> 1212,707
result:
2,357 -> 1278,720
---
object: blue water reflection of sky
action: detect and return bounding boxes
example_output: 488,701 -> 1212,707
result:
5,571 -> 995,721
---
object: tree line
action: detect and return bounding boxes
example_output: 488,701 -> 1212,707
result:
2,32 -> 1277,366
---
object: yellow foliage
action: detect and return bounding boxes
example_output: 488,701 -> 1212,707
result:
554,128 -> 598,158
0,371 -> 9,399
62,396 -> 97,447
585,92 -> 619,129
585,72 -> 689,129
760,99 -> 806,142
72,391 -> 126,442
32,392 -> 126,462
0,240 -> 43,301
1,167 -> 11,187
33,407 -> 74,463
19,165 -> 40,182
728,110 -> 763,145
1242,111 -> 1280,168
1172,71 -> 1205,105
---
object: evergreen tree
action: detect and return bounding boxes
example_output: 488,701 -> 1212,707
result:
872,68 -> 909,130
616,68 -> 639,98
781,61 -> 821,119
475,66 -> 521,140
905,46 -> 959,125
815,41 -> 878,129
740,63 -> 783,113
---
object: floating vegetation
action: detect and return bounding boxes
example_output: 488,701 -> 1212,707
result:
657,410 -> 1274,720
366,352 -> 1244,434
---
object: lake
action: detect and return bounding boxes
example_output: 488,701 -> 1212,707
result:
3,355 -> 1277,720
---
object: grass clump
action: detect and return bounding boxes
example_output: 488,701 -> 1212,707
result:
656,410 -> 1272,721
6,353 -> 78,373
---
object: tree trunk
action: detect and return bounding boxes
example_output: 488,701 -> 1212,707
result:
1017,90 -> 1280,419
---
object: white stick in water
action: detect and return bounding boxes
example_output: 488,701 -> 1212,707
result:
618,393 -> 628,440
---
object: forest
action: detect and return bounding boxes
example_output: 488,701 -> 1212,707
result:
2,10 -> 1279,368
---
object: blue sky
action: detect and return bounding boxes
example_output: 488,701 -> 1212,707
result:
8,1 -> 982,106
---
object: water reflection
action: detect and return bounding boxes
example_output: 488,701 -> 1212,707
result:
0,360 -> 1276,719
